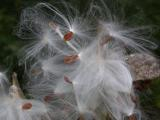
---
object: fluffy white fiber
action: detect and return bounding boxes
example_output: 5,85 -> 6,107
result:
0,72 -> 52,120
0,0 -> 158,120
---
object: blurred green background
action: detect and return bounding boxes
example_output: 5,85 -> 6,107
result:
0,0 -> 159,119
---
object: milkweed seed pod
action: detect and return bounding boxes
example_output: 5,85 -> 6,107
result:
127,54 -> 160,81
15,1 -> 158,120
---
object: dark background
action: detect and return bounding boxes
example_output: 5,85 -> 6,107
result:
0,0 -> 159,118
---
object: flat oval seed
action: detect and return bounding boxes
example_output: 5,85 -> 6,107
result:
44,94 -> 53,103
64,55 -> 79,64
64,76 -> 72,84
64,31 -> 73,41
22,102 -> 32,110
128,114 -> 137,120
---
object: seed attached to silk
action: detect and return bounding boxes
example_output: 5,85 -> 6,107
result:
64,31 -> 73,41
128,114 -> 137,120
44,94 -> 54,103
31,69 -> 41,75
100,35 -> 112,46
64,76 -> 72,84
64,55 -> 79,64
22,102 -> 32,110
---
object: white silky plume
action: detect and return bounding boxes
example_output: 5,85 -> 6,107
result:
70,38 -> 134,119
26,56 -> 76,99
0,72 -> 52,120
26,38 -> 135,119
98,22 -> 157,53
0,98 -> 51,120
91,0 -> 157,54
17,2 -> 94,63
16,1 -> 158,120
25,58 -> 79,120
